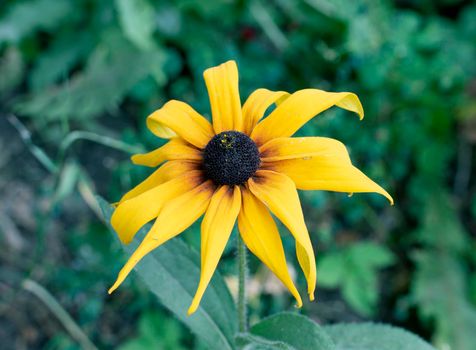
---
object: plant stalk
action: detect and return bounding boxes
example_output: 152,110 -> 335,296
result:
237,234 -> 247,333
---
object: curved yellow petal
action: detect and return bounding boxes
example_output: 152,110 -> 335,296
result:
251,89 -> 364,145
112,171 -> 203,244
109,180 -> 215,294
188,185 -> 241,315
238,187 -> 302,307
118,160 -> 200,204
204,60 -> 243,133
261,137 -> 393,204
248,170 -> 316,300
242,88 -> 289,135
147,100 -> 214,149
131,138 -> 202,167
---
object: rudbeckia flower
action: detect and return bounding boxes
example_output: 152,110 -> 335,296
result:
109,60 -> 393,315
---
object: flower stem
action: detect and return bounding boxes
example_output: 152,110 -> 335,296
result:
237,234 -> 247,333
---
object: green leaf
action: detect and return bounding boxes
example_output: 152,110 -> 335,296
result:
317,243 -> 395,316
52,161 -> 80,204
316,253 -> 346,288
0,0 -> 73,44
411,193 -> 476,349
29,32 -> 93,91
118,311 -> 187,350
412,251 -> 476,350
115,0 -> 156,50
15,32 -> 166,122
349,243 -> 396,267
236,333 -> 294,350
245,312 -> 335,350
341,272 -> 376,316
324,323 -> 436,350
97,197 -> 236,350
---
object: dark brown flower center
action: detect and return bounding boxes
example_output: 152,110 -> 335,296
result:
203,131 -> 260,186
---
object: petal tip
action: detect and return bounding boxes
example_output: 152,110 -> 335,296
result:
382,191 -> 394,205
130,154 -> 140,164
187,304 -> 198,316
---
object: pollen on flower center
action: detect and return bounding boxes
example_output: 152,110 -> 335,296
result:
203,131 -> 260,186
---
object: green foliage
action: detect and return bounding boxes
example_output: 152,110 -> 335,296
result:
115,0 -> 156,51
2,0 -> 476,348
0,47 -> 24,94
98,197 -> 237,350
237,314 -> 436,350
0,0 -> 73,44
15,32 -> 167,123
240,312 -> 335,350
118,311 -> 188,350
410,194 -> 476,350
324,323 -> 436,350
318,243 -> 395,316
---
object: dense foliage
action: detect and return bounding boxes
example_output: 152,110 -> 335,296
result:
1,0 -> 475,349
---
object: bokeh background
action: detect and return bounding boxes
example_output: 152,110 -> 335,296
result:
1,0 -> 475,349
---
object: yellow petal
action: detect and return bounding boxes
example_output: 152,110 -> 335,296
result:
109,180 -> 215,294
131,138 -> 202,167
238,187 -> 302,307
251,89 -> 364,145
118,160 -> 200,204
204,60 -> 243,133
147,100 -> 214,149
188,185 -> 241,315
112,171 -> 203,244
261,137 -> 393,204
248,170 -> 316,300
242,88 -> 289,135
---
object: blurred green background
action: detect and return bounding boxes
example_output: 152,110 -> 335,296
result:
1,0 -> 475,349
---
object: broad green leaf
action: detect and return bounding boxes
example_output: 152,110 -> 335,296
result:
324,323 -> 436,350
98,197 -> 236,350
247,312 -> 335,350
115,0 -> 156,50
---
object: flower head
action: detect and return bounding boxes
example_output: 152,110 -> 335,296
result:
109,60 -> 393,315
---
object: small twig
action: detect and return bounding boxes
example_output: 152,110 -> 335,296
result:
22,279 -> 99,350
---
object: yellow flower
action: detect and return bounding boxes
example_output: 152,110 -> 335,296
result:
109,60 -> 393,315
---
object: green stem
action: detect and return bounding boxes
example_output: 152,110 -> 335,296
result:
237,234 -> 247,333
